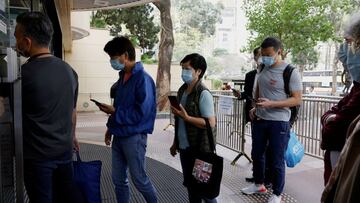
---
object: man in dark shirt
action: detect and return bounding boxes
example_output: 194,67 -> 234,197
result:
15,12 -> 79,202
234,47 -> 272,184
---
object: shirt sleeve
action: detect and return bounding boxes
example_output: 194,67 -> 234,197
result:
199,90 -> 215,118
321,86 -> 360,150
289,68 -> 302,92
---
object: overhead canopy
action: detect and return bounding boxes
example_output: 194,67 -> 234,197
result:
73,0 -> 159,11
55,0 -> 159,52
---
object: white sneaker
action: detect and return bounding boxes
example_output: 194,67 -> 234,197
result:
241,183 -> 267,195
268,194 -> 282,203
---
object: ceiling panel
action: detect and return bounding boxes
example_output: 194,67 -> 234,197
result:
9,0 -> 30,8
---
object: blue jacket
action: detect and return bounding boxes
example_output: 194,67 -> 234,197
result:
107,62 -> 156,137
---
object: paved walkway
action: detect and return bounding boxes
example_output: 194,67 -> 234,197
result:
76,112 -> 324,203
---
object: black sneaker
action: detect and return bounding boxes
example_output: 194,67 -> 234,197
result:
245,177 -> 255,182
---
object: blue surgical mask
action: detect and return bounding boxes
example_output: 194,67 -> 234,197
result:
181,69 -> 193,84
261,56 -> 275,66
110,59 -> 125,71
348,65 -> 360,83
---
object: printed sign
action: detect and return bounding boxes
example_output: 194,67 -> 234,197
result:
218,96 -> 233,115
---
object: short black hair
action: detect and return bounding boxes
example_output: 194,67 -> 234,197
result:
253,47 -> 261,56
180,53 -> 207,79
261,37 -> 282,51
16,12 -> 53,47
104,36 -> 136,61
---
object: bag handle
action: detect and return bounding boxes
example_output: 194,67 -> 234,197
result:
74,151 -> 82,162
204,118 -> 216,153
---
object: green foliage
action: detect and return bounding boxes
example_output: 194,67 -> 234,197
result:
292,47 -> 319,70
90,13 -> 106,28
174,0 -> 223,37
172,28 -> 203,62
212,48 -> 229,57
244,0 -> 335,60
91,5 -> 160,51
211,79 -> 223,90
141,53 -> 157,64
206,56 -> 224,75
327,0 -> 360,38
172,0 -> 223,64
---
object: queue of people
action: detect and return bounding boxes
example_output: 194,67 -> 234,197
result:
14,9 -> 360,203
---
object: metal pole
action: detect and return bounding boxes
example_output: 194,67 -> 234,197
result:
231,100 -> 252,165
12,80 -> 23,203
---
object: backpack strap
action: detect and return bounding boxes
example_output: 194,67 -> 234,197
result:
259,63 -> 265,73
283,64 -> 295,96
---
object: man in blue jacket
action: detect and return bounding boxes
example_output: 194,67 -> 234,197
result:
98,36 -> 158,203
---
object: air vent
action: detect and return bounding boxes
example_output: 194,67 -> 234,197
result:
83,102 -> 89,108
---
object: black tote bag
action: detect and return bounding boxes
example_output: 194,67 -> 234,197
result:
189,118 -> 223,199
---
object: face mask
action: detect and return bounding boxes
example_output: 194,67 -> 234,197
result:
261,56 -> 275,66
181,69 -> 193,84
348,65 -> 360,83
257,57 -> 263,64
110,59 -> 125,71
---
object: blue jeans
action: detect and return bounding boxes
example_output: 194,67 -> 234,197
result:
24,159 -> 79,203
251,120 -> 290,196
179,149 -> 217,203
112,134 -> 157,203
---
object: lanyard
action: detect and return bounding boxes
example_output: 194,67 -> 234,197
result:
25,52 -> 51,64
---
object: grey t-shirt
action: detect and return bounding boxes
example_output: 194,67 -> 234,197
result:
255,62 -> 302,121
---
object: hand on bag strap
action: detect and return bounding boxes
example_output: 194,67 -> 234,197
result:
204,118 -> 216,153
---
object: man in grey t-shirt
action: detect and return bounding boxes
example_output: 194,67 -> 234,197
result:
241,37 -> 302,203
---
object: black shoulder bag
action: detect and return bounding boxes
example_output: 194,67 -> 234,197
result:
190,118 -> 224,199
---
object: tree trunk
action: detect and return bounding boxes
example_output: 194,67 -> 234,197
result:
154,0 -> 174,111
299,64 -> 306,94
331,43 -> 339,95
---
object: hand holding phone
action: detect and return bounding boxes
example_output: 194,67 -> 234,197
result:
231,88 -> 241,98
168,96 -> 181,110
90,99 -> 103,107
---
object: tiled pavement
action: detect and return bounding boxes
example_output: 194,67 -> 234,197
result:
76,112 -> 324,203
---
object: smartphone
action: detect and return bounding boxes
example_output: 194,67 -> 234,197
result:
168,96 -> 181,110
90,99 -> 103,106
249,97 -> 258,103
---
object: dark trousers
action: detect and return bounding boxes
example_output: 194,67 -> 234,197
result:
24,159 -> 80,203
250,122 -> 272,185
251,120 -> 290,196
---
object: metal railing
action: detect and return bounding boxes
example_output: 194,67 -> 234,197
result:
291,97 -> 340,158
167,91 -> 341,161
213,94 -> 340,160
